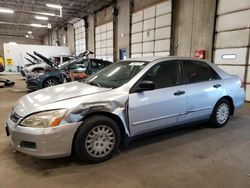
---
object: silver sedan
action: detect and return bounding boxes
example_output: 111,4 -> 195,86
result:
5,57 -> 245,163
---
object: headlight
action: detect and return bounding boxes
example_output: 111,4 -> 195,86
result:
20,109 -> 67,128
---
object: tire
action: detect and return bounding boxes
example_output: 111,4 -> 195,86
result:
210,98 -> 231,128
43,77 -> 60,88
74,116 -> 121,163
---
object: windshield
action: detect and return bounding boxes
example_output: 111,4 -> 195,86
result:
85,61 -> 148,89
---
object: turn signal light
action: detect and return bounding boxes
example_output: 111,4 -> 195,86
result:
51,117 -> 63,127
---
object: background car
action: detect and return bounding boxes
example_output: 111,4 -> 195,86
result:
21,53 -> 74,77
26,57 -> 112,90
49,55 -> 75,66
21,52 -> 56,77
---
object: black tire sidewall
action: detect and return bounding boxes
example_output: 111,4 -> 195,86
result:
74,116 -> 121,163
210,99 -> 231,128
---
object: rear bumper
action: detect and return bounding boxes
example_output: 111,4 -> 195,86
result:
233,88 -> 245,109
6,117 -> 81,159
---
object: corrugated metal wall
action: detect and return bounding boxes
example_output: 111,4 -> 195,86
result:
213,0 -> 250,101
130,1 -> 172,57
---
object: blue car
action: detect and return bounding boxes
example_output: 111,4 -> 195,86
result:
26,57 -> 112,90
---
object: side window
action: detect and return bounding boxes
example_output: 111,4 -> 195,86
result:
91,60 -> 105,72
54,57 -> 60,65
105,61 -> 112,67
142,61 -> 182,89
184,61 -> 219,84
63,57 -> 70,62
70,60 -> 88,72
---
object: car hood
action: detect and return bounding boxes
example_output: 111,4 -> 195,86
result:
33,51 -> 57,68
14,81 -> 111,117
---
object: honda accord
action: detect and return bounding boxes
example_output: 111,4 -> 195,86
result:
5,57 -> 245,163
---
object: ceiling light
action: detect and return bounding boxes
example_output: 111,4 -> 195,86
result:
0,8 -> 14,14
46,4 -> 62,9
25,35 -> 29,38
222,54 -> 236,60
39,12 -> 56,16
28,31 -> 32,34
30,23 -> 47,28
35,15 -> 49,20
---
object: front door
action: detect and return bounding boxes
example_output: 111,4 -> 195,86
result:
129,60 -> 187,136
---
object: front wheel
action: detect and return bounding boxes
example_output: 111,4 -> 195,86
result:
43,78 -> 60,88
210,99 -> 231,128
74,116 -> 121,163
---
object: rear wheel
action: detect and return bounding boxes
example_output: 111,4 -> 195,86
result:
74,116 -> 121,163
43,78 -> 60,88
210,98 -> 231,128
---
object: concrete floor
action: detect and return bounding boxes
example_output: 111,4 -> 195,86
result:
0,74 -> 250,188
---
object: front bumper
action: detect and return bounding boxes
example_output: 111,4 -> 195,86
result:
22,69 -> 29,77
5,117 -> 81,159
25,79 -> 43,90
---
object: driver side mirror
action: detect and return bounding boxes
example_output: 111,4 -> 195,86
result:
134,80 -> 155,92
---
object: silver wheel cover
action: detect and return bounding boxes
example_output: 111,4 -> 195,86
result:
216,103 -> 229,124
85,125 -> 115,158
45,79 -> 57,87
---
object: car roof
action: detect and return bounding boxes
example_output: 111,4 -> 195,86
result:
90,58 -> 113,62
125,56 -> 231,79
125,56 -> 166,62
56,55 -> 74,57
125,56 -> 210,63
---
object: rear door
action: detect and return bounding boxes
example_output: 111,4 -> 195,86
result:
183,60 -> 223,122
129,60 -> 187,136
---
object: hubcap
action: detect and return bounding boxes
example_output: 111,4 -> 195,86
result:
85,125 -> 115,158
45,79 -> 57,87
216,103 -> 229,124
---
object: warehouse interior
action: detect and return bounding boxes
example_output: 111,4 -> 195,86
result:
0,0 -> 250,187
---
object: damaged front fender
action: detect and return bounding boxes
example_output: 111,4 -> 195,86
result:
64,100 -> 131,136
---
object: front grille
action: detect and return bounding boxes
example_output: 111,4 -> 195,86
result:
10,111 -> 21,123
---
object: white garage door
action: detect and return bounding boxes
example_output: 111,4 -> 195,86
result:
213,0 -> 250,101
74,19 -> 86,56
95,22 -> 113,62
131,0 -> 172,58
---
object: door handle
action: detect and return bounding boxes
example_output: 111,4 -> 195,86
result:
213,84 -> 221,88
174,90 -> 185,96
